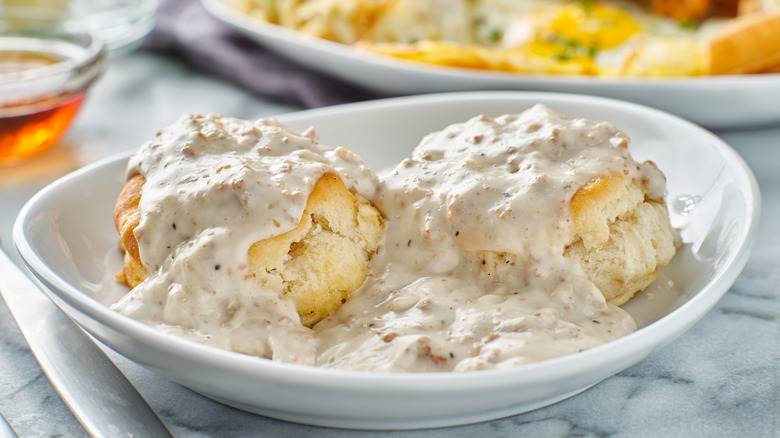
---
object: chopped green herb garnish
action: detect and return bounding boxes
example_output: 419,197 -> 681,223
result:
489,28 -> 503,43
680,18 -> 698,29
577,0 -> 594,13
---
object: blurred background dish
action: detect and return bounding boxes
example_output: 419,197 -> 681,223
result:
202,0 -> 780,128
0,6 -> 105,164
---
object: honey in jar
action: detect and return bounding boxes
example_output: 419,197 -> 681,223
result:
0,50 -> 87,164
0,8 -> 104,166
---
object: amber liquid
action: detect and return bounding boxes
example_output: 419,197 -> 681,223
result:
0,51 -> 86,164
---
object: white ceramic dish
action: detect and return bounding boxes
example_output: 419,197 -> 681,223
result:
14,92 -> 759,429
202,0 -> 780,129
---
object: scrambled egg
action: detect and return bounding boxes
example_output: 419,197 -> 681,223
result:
228,0 -> 778,77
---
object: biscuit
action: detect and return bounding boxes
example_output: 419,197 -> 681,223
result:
114,173 -> 146,288
564,174 -> 676,305
247,173 -> 383,327
474,173 -> 676,306
114,172 -> 383,327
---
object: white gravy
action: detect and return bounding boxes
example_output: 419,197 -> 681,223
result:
113,105 -> 668,372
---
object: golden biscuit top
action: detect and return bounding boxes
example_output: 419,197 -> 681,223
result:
127,113 -> 378,273
376,104 -> 666,262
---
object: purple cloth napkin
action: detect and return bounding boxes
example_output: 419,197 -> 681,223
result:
143,0 -> 384,108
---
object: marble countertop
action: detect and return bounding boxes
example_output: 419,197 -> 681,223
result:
1,51 -> 779,437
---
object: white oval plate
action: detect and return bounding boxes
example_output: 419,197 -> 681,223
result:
14,92 -> 759,430
201,0 -> 780,129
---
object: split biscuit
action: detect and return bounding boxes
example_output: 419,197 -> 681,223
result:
564,173 -> 676,306
247,173 -> 383,327
114,172 -> 383,327
475,172 -> 676,306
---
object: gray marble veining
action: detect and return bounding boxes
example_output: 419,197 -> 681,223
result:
1,52 -> 778,437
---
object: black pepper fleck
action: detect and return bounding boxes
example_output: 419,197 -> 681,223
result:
215,264 -> 221,270
172,223 -> 177,230
407,240 -> 412,247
